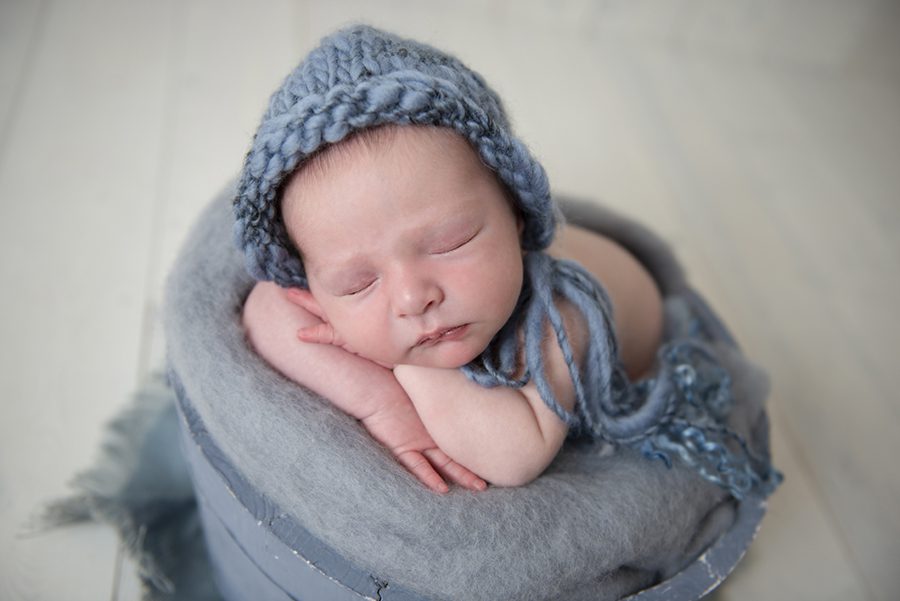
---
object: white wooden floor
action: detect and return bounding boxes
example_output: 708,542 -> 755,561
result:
1,1 -> 898,600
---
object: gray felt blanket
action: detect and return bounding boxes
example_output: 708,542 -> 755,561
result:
43,181 -> 775,601
158,182 -> 773,600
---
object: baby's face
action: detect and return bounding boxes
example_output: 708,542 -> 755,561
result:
282,127 -> 524,369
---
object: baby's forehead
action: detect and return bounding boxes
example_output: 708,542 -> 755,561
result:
280,125 -> 490,232
291,125 -> 473,185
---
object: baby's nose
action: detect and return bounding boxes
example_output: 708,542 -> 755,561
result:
392,270 -> 443,317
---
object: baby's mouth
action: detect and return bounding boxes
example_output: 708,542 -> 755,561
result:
415,324 -> 469,347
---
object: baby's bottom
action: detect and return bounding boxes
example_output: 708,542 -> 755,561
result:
549,224 -> 663,379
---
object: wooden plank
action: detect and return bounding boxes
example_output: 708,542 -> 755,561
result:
594,43 -> 876,599
0,0 -> 44,141
0,0 -> 176,599
140,0 -> 299,379
0,522 -> 123,601
115,546 -> 143,601
716,405 -> 866,600
610,46 -> 896,599
121,0 -> 299,593
681,59 -> 898,601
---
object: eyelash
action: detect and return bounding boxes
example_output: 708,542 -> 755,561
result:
434,230 -> 478,254
338,229 -> 479,296
342,279 -> 375,296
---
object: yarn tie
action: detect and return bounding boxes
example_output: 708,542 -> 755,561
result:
461,252 -> 782,499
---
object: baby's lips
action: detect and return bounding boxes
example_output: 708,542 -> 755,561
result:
415,324 -> 468,347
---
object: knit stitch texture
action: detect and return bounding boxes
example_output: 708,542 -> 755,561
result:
233,25 -> 555,288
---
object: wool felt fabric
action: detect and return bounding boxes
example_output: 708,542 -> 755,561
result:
159,182 -> 776,600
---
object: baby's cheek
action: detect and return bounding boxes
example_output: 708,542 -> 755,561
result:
343,320 -> 392,361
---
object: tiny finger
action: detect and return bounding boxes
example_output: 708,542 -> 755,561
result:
296,323 -> 335,345
423,449 -> 487,491
397,451 -> 449,494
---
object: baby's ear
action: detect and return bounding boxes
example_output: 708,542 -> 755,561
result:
285,287 -> 326,321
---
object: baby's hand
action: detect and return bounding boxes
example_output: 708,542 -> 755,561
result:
361,399 -> 487,494
286,288 -> 346,344
296,321 -> 344,347
287,289 -> 396,369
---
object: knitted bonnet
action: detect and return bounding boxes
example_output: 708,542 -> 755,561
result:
233,25 -> 556,288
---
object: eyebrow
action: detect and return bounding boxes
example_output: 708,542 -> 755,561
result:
422,214 -> 479,245
308,252 -> 369,282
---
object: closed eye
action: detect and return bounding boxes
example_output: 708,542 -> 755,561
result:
341,278 -> 376,296
432,228 -> 480,255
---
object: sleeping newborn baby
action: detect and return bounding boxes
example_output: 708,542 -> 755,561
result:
236,24 -> 692,495
241,123 -> 663,492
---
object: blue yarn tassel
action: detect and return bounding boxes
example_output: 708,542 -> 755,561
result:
461,252 -> 782,499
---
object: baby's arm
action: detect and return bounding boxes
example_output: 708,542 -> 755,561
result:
241,281 -> 486,493
393,367 -> 567,487
394,233 -> 665,487
394,300 -> 587,487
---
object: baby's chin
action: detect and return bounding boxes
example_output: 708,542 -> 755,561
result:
411,347 -> 483,370
398,358 -> 473,370
386,344 -> 482,371
353,353 -> 472,371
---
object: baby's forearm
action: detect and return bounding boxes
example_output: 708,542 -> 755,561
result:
393,365 -> 569,487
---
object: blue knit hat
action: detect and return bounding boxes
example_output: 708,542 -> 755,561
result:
233,25 -> 556,288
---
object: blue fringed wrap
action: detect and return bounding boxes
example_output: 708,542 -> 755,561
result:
463,251 -> 781,499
